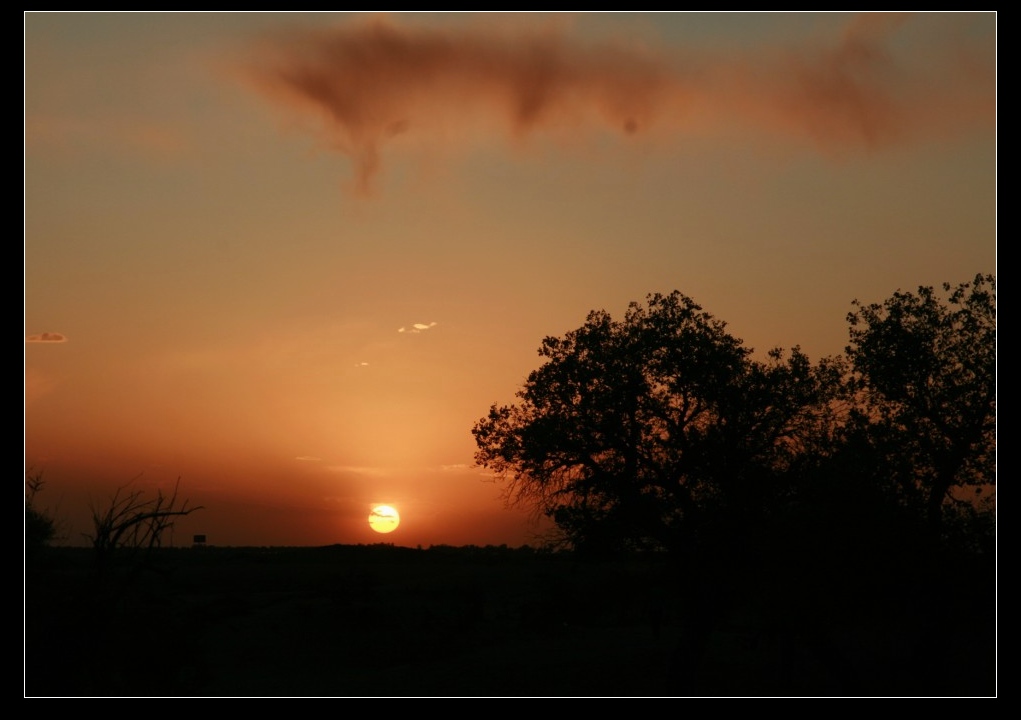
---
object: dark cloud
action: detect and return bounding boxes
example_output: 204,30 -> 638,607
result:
242,13 -> 994,195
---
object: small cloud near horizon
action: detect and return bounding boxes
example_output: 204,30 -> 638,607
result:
26,332 -> 68,343
398,321 -> 438,334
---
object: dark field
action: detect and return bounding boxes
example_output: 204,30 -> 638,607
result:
25,543 -> 996,697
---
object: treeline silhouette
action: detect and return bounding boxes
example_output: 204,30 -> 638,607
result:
472,275 -> 995,695
25,277 -> 995,696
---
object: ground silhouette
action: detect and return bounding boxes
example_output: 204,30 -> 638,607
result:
25,540 -> 994,697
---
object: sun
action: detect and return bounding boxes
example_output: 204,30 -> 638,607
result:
368,505 -> 400,533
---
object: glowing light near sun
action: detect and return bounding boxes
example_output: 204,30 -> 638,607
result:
368,505 -> 400,533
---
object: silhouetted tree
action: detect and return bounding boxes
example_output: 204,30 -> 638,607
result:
844,273 -> 996,538
472,291 -> 853,693
472,290 -> 845,558
470,284 -> 996,695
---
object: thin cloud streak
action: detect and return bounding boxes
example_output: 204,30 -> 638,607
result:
241,13 -> 994,195
26,332 -> 68,343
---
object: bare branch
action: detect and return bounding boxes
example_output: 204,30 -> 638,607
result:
86,477 -> 203,577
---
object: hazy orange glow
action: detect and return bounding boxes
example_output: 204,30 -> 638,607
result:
24,12 -> 995,548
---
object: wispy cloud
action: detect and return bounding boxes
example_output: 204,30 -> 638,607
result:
241,13 -> 994,195
295,456 -> 322,462
26,332 -> 68,343
398,321 -> 437,334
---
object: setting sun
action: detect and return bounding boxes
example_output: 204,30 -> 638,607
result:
368,505 -> 400,534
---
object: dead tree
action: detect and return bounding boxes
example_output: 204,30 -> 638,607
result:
86,477 -> 203,580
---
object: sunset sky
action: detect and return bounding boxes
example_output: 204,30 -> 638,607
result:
24,12 -> 996,549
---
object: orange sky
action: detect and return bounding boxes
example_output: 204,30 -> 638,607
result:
24,12 -> 996,548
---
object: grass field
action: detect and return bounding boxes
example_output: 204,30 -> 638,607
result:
24,543 -> 996,697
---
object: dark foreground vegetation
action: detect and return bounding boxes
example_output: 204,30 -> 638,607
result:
26,537 -> 993,697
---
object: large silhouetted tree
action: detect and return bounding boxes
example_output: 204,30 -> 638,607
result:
470,284 -> 994,695
844,273 -> 996,538
472,290 -> 846,557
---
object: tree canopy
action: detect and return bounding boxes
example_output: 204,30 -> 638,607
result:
472,290 -> 845,556
844,273 -> 996,533
474,278 -> 995,555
